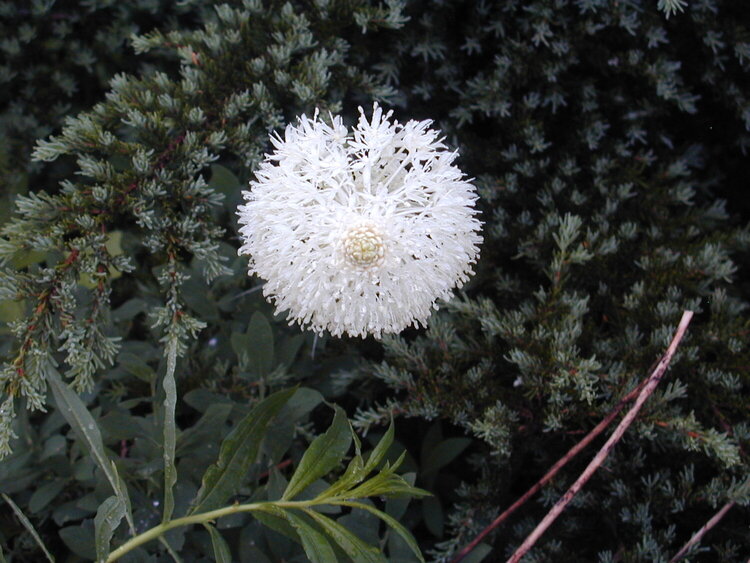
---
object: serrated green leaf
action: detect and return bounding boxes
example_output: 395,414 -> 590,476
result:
190,387 -> 296,514
94,495 -> 125,563
204,523 -> 232,563
339,501 -> 425,563
283,405 -> 351,501
2,493 -> 55,562
303,509 -> 385,563
283,510 -> 338,563
47,367 -> 134,533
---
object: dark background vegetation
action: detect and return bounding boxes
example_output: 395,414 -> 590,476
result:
0,0 -> 748,561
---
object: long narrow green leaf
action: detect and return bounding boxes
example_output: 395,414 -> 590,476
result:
246,311 -> 274,380
337,500 -> 425,563
47,367 -> 135,533
94,495 -> 125,563
282,405 -> 351,501
253,507 -> 301,543
362,418 -> 394,475
113,464 -> 134,534
2,493 -> 55,563
162,344 -> 178,523
190,387 -> 296,514
321,454 -> 365,500
283,510 -> 337,563
302,508 -> 385,563
176,403 -> 232,455
203,523 -> 232,563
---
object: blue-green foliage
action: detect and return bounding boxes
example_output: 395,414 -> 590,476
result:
348,0 -> 750,560
0,0 -> 212,222
0,0 -> 749,561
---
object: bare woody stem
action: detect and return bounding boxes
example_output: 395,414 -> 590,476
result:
452,378 -> 649,563
507,310 -> 694,563
669,500 -> 736,562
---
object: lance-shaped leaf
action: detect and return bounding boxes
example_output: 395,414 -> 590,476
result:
162,346 -> 178,523
338,501 -> 425,563
282,405 -> 351,501
190,387 -> 296,514
321,418 -> 395,500
283,510 -> 337,563
47,367 -> 134,533
2,493 -> 55,563
302,508 -> 385,563
94,495 -> 125,563
362,417 -> 395,475
204,523 -> 232,563
253,507 -> 300,543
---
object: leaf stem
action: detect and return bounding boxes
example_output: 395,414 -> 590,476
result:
106,498 -> 321,561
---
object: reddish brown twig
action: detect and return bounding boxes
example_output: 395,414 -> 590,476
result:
507,310 -> 694,563
669,500 -> 736,562
451,378 -> 649,563
257,458 -> 292,481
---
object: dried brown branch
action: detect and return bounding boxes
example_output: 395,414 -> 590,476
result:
669,500 -> 736,562
507,310 -> 694,563
451,378 -> 649,563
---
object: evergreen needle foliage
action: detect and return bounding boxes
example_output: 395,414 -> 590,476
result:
1,0 -> 749,561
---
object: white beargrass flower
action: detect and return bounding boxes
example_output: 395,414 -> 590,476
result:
237,103 -> 482,338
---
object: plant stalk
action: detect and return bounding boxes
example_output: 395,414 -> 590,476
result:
106,499 -> 321,562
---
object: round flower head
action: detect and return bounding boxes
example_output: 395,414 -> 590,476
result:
237,103 -> 482,338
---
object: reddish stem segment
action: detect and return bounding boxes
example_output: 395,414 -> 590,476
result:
506,310 -> 694,563
451,378 -> 648,563
669,500 -> 736,562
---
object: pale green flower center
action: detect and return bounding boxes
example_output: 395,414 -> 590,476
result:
343,224 -> 385,268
